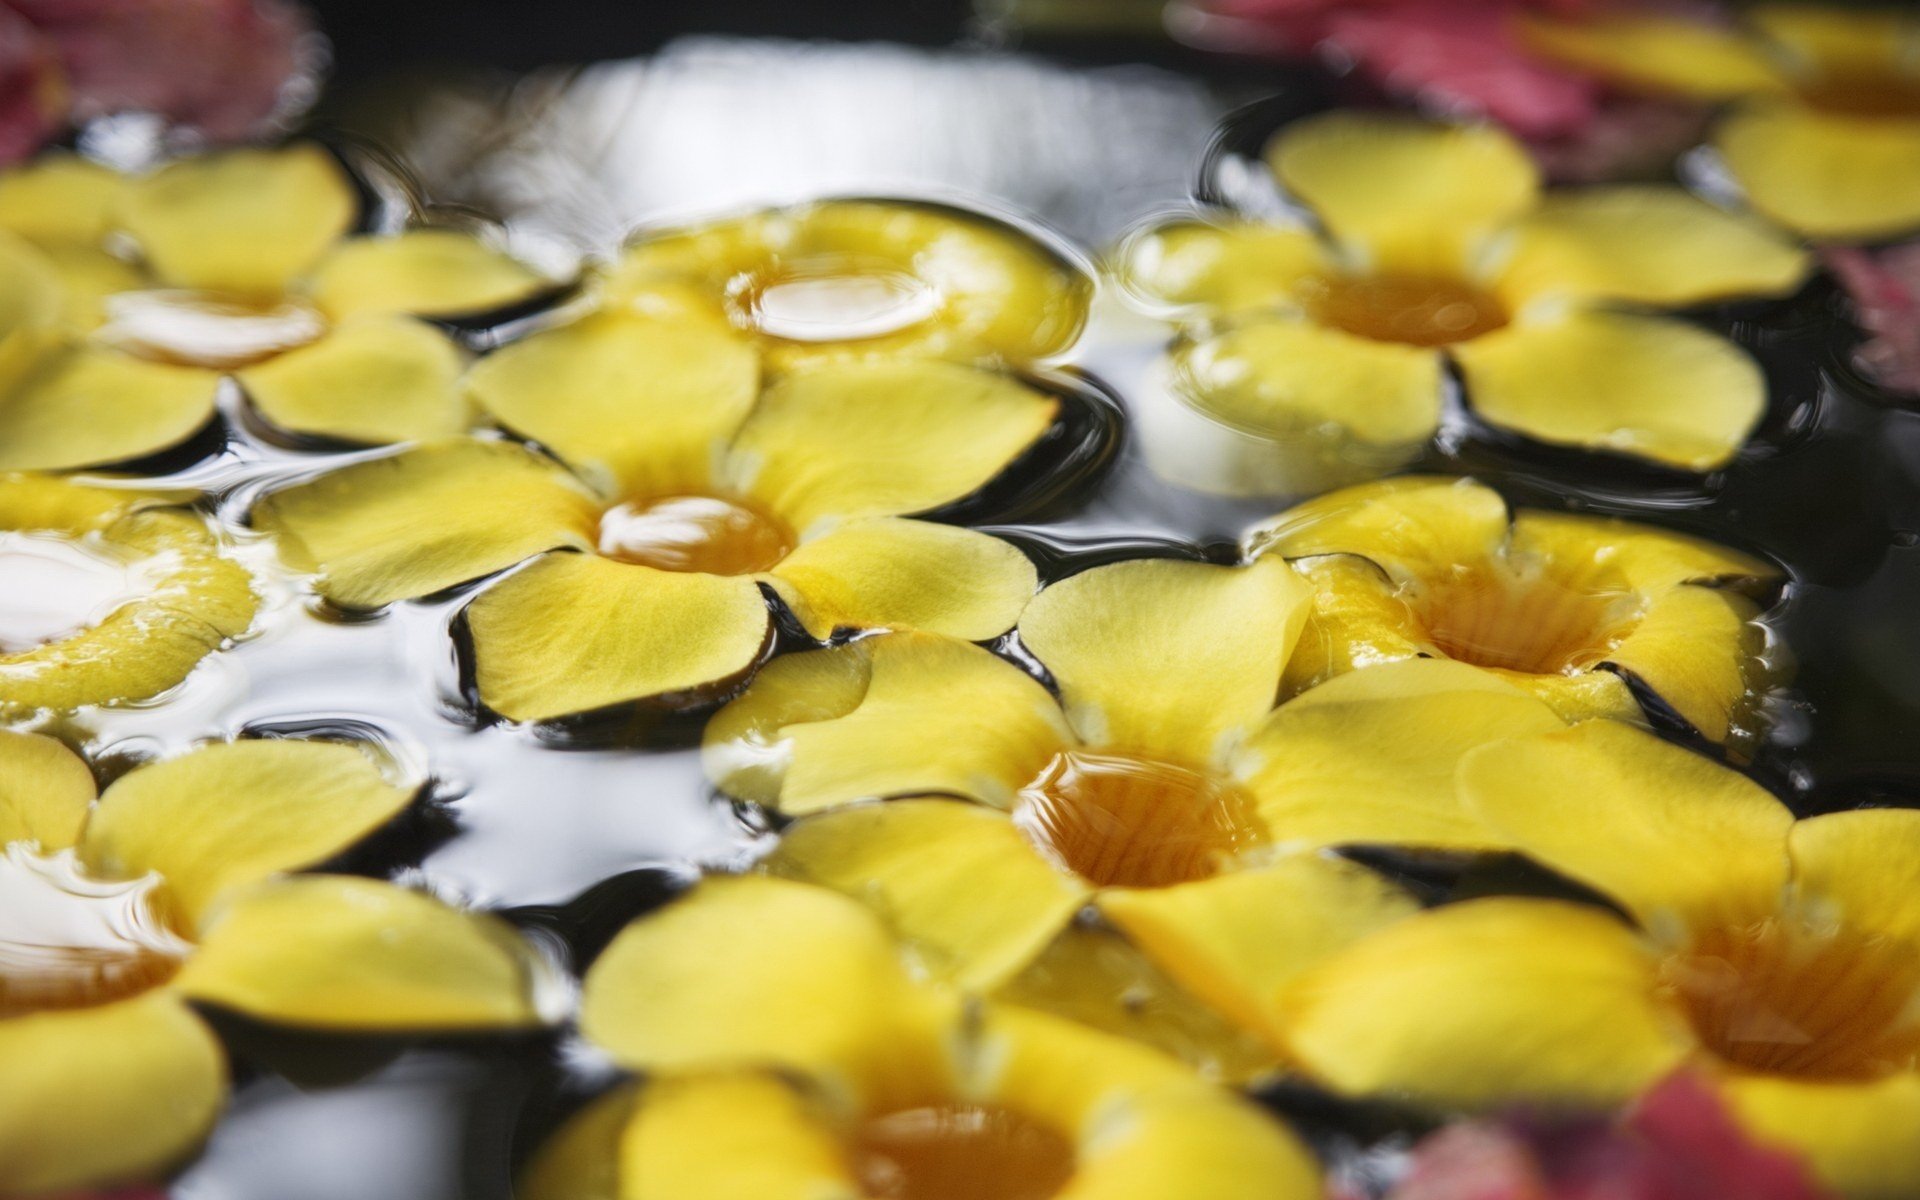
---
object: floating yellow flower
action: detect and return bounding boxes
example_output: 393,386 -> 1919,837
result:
0,145 -> 550,468
600,199 -> 1092,368
1272,720 -> 1920,1200
1526,5 -> 1920,241
1250,475 -> 1781,744
1,473 -> 256,714
1121,112 -> 1809,472
0,730 -> 554,1194
705,558 -> 1564,1059
253,326 -> 1055,724
519,875 -> 1321,1200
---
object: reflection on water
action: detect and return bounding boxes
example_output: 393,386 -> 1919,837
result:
0,533 -> 151,653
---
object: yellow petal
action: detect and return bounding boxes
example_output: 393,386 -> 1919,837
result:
0,480 -> 258,714
1749,5 -> 1920,79
0,231 -> 63,337
1506,509 -> 1779,594
308,230 -> 547,320
704,632 -> 1070,816
1016,557 -> 1312,763
768,517 -> 1036,641
580,876 -> 925,1083
464,309 -> 760,496
1721,1070 -> 1920,1200
117,145 -> 356,296
0,993 -> 225,1194
465,553 -> 772,723
769,798 -> 1090,990
1460,720 -> 1793,936
1119,219 -> 1331,315
1498,187 -> 1810,309
1267,112 -> 1538,276
1274,555 -> 1422,695
1098,853 -> 1418,1050
237,315 -> 468,445
1281,898 -> 1690,1107
1501,668 -> 1644,728
1247,475 -> 1509,578
1608,585 -> 1766,743
1519,15 -> 1787,99
617,1074 -> 855,1200
1236,657 -> 1566,851
0,337 -> 219,471
178,875 -> 552,1031
1788,808 -> 1920,946
1063,1090 -> 1322,1200
1455,311 -> 1765,472
732,359 -> 1057,532
38,241 -> 146,331
1171,318 -> 1444,447
78,737 -> 415,931
251,438 -> 599,610
0,729 -> 94,850
1718,103 -> 1920,241
0,155 -> 129,247
517,1083 -> 637,1200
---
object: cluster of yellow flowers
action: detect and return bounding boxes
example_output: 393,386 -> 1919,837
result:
0,4 -> 1916,1198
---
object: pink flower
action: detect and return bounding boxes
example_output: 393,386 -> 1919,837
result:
1825,241 -> 1920,399
0,3 -> 63,163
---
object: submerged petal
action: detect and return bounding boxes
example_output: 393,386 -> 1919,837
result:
177,875 -> 552,1031
465,552 -> 772,723
1016,557 -> 1312,763
730,358 -> 1057,532
78,738 -> 415,932
1119,220 -> 1331,315
117,145 -> 356,296
0,729 -> 94,850
251,438 -> 599,610
0,335 -> 219,471
308,230 -> 548,321
1608,585 -> 1766,743
1717,104 -> 1920,241
237,315 -> 469,445
0,992 -> 225,1194
1454,310 -> 1766,472
768,517 -> 1036,642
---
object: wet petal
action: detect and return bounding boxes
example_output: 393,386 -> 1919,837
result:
703,632 -> 1071,816
1236,657 -> 1565,851
731,358 -> 1057,532
0,993 -> 225,1195
78,738 -> 414,932
1281,898 -> 1689,1107
1119,219 -> 1330,315
517,1083 -> 636,1200
1787,808 -> 1920,946
308,230 -> 548,321
616,1074 -> 855,1200
1506,510 -> 1779,595
1461,720 -> 1793,936
1721,1069 -> 1920,1200
1098,853 -> 1418,1050
1608,585 -> 1766,743
238,315 -> 468,445
0,154 -> 128,246
768,517 -> 1036,642
466,552 -> 770,723
1246,475 -> 1510,579
251,438 -> 599,610
178,875 -> 552,1031
117,145 -> 356,295
1717,104 -> 1920,241
1016,557 -> 1311,763
1274,555 -> 1423,695
464,309 -> 760,496
0,335 -> 219,471
0,728 -> 94,850
768,798 -> 1090,990
1455,311 -> 1766,473
1519,15 -> 1787,99
1499,188 -> 1810,309
1267,112 -> 1538,275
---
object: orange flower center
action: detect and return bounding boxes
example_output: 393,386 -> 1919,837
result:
1796,72 -> 1920,119
596,494 -> 796,575
1014,751 -> 1269,889
1303,272 -> 1508,348
0,532 -> 145,653
1409,567 -> 1643,676
0,844 -> 191,1016
1664,919 -> 1920,1082
854,1105 -> 1076,1200
99,288 -> 328,369
735,261 -> 940,343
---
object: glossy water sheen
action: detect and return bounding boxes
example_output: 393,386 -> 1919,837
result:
0,845 -> 192,1016
746,268 -> 943,342
855,1105 -> 1077,1200
100,290 -> 329,369
0,533 -> 146,653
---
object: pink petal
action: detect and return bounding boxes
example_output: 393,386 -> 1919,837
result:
0,3 -> 65,165
1826,241 -> 1920,398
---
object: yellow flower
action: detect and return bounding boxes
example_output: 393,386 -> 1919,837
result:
0,146 -> 551,468
252,324 -> 1058,725
1,473 -> 257,714
1120,112 -> 1809,473
598,199 -> 1093,369
1525,5 -> 1920,241
0,730 -> 555,1194
519,875 -> 1322,1200
1268,720 -> 1920,1200
1249,475 -> 1781,745
704,557 -> 1566,1067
